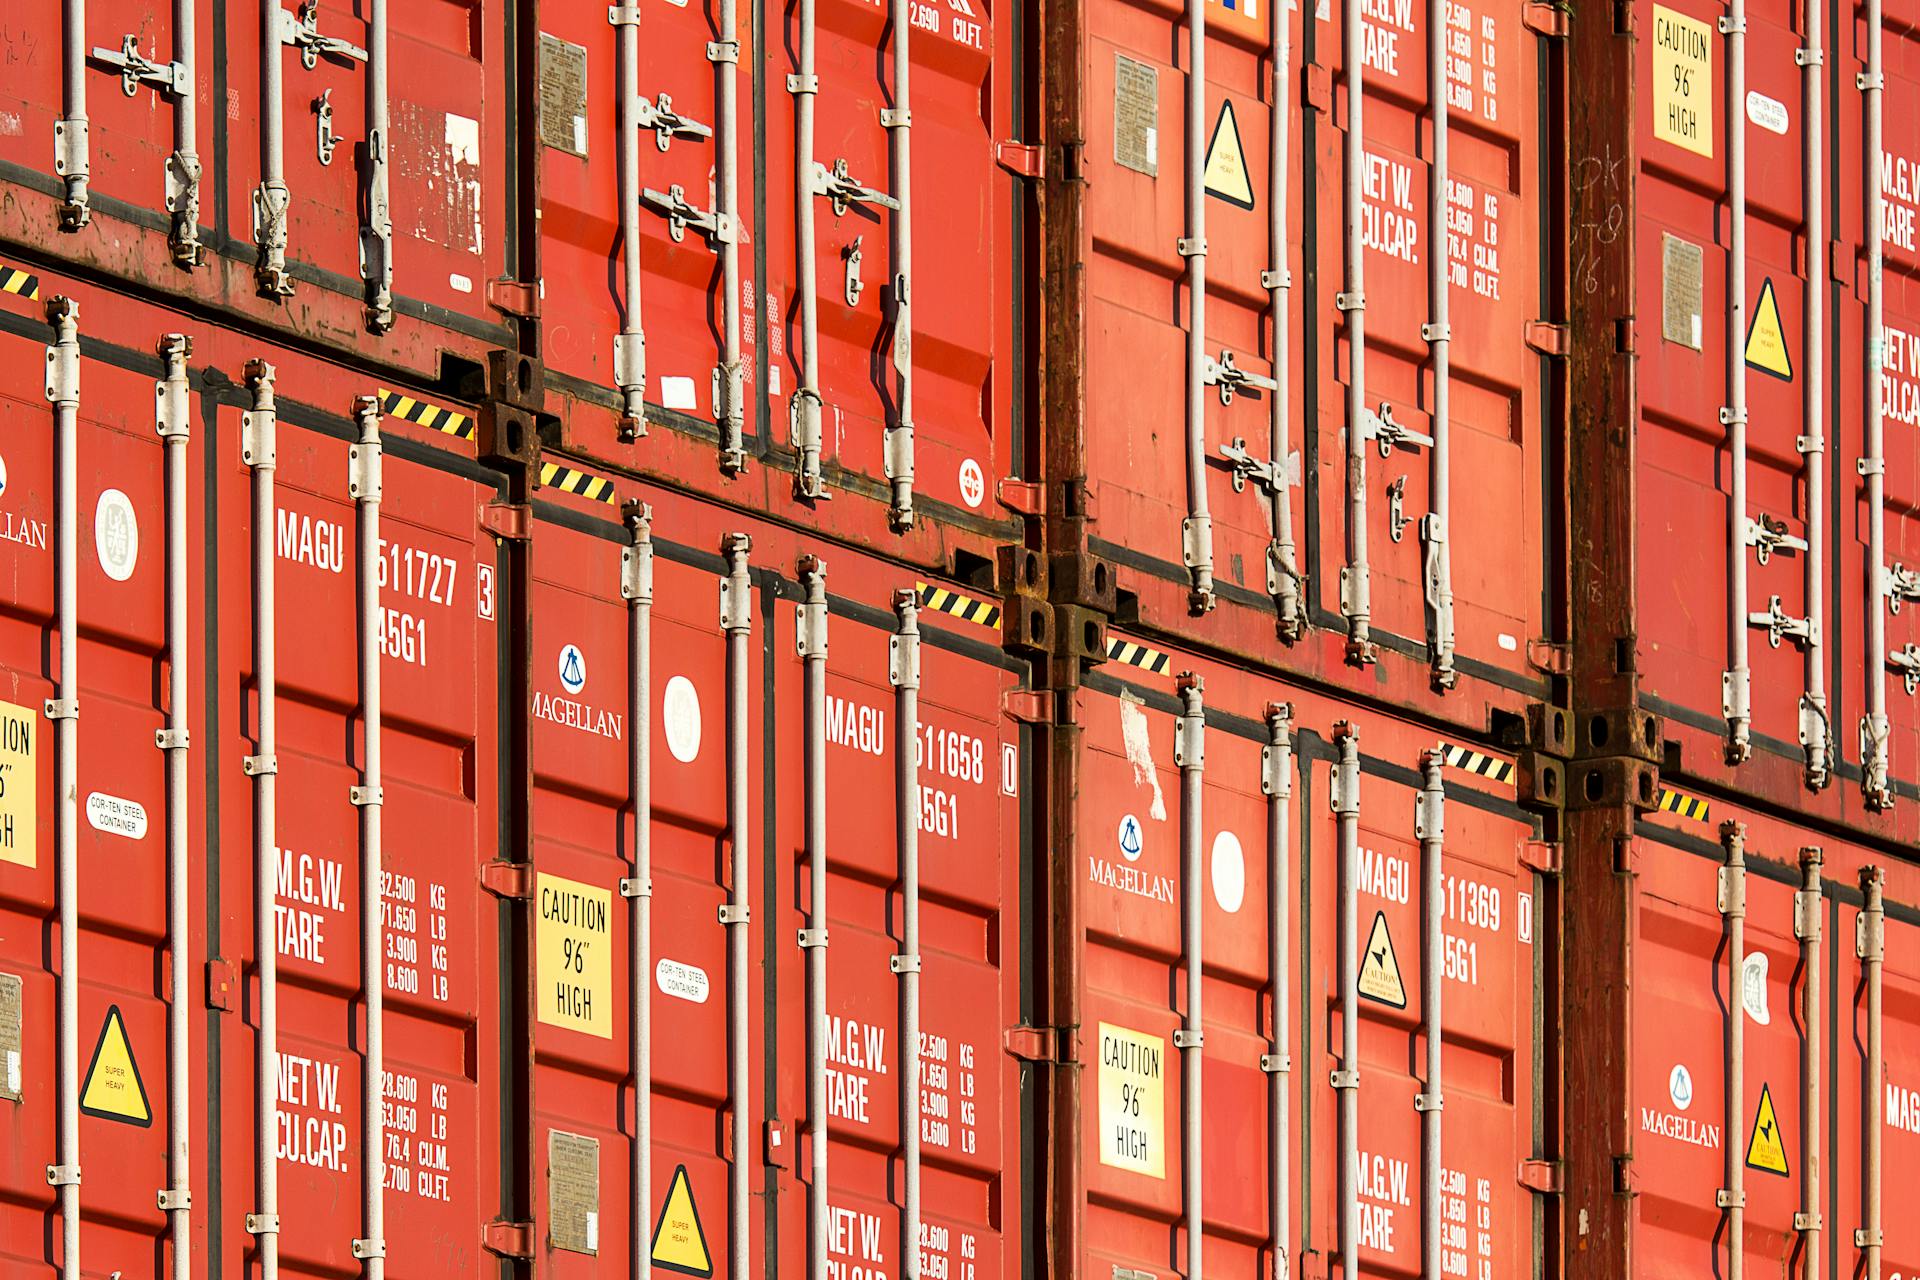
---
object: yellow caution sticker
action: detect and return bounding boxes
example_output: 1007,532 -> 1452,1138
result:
651,1164 -> 714,1277
1203,100 -> 1255,210
1096,1022 -> 1166,1178
536,873 -> 613,1039
80,1005 -> 152,1126
0,700 -> 36,868
1651,5 -> 1713,157
1358,910 -> 1407,1009
1744,278 -> 1793,380
1745,1081 -> 1789,1176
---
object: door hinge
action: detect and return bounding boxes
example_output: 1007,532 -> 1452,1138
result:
994,141 -> 1044,179
996,478 -> 1045,516
1521,2 -> 1571,37
205,958 -> 238,1011
1519,840 -> 1562,874
1518,1159 -> 1564,1194
481,1219 -> 535,1259
1004,1025 -> 1059,1062
480,860 -> 533,899
481,500 -> 531,541
1527,639 -> 1570,676
1525,319 -> 1570,356
487,277 -> 540,318
1001,689 -> 1052,725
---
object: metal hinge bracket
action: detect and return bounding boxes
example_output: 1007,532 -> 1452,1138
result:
480,860 -> 533,900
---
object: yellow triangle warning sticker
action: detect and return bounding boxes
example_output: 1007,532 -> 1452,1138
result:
1745,1081 -> 1789,1176
1744,277 -> 1793,380
1204,100 -> 1255,210
1358,910 -> 1407,1009
651,1164 -> 714,1277
80,1005 -> 152,1126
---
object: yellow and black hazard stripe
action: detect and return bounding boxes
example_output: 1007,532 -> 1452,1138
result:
540,462 -> 617,504
1106,636 -> 1172,676
1441,743 -> 1515,786
916,581 -> 1002,630
0,262 -> 41,301
1656,785 -> 1711,824
379,388 -> 474,440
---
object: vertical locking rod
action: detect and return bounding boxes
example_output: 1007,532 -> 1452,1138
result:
1798,0 -> 1829,786
168,0 -> 202,264
714,7 -> 746,472
1262,706 -> 1293,1279
362,0 -> 394,332
1856,867 -> 1884,1278
58,0 -> 91,227
1175,677 -> 1206,1280
1719,822 -> 1747,1280
1723,0 -> 1753,762
1796,847 -> 1822,1280
254,0 -> 292,295
892,590 -> 922,1278
1267,6 -> 1301,639
1331,723 -> 1361,1280
612,5 -> 648,437
1339,4 -> 1373,664
719,534 -> 753,1280
43,297 -> 82,1280
1422,0 -> 1454,690
156,335 -> 193,1280
1862,0 -> 1892,807
1417,747 -> 1445,1280
244,361 -> 282,1278
351,394 -> 386,1277
790,0 -> 825,499
798,558 -> 829,1280
1180,0 -> 1214,613
625,505 -> 654,1280
883,0 -> 915,529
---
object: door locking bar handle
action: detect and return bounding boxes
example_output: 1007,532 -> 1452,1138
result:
89,34 -> 188,98
1748,594 -> 1813,649
635,93 -> 713,151
1360,402 -> 1434,458
1212,436 -> 1282,496
278,0 -> 368,68
641,184 -> 735,246
1745,513 -> 1809,565
1202,350 -> 1277,406
812,158 -> 898,215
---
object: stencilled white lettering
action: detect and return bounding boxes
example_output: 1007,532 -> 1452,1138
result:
826,1015 -> 888,1124
382,1070 -> 455,1202
1363,153 -> 1421,264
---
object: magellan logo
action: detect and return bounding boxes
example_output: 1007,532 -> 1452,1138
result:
558,643 -> 587,694
1669,1063 -> 1693,1111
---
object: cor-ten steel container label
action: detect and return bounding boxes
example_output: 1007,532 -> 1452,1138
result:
537,872 -> 614,1038
0,699 -> 35,868
1097,1022 -> 1165,1178
1113,55 -> 1159,178
1651,5 -> 1713,157
548,1128 -> 601,1255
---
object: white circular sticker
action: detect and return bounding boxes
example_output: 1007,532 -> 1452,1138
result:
1669,1063 -> 1694,1112
1742,951 -> 1770,1025
663,675 -> 702,763
957,458 -> 985,509
558,643 -> 588,695
1210,829 -> 1245,914
1116,813 -> 1144,863
94,488 -> 138,581
0,451 -> 9,497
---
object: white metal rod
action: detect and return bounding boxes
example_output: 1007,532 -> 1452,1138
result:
883,0 -> 915,529
168,0 -> 201,264
612,5 -> 648,437
351,395 -> 386,1278
1176,677 -> 1205,1280
1799,0 -> 1828,786
1863,0 -> 1891,807
1720,822 -> 1746,1280
44,296 -> 82,1280
156,334 -> 193,1280
1796,847 -> 1822,1280
58,0 -> 91,227
1267,5 -> 1301,639
1724,0 -> 1752,762
1180,0 -> 1214,613
715,6 -> 745,472
254,0 -> 292,295
1261,706 -> 1292,1280
1417,747 -> 1445,1280
719,535 -> 753,1280
1332,724 -> 1361,1278
798,558 -> 829,1280
791,0 -> 825,499
244,360 -> 281,1278
362,0 -> 394,332
1423,0 -> 1454,689
1339,5 -> 1372,663
1857,867 -> 1884,1279
893,591 -> 922,1279
625,506 -> 654,1280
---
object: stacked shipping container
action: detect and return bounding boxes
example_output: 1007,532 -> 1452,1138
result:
0,2 -> 1914,1280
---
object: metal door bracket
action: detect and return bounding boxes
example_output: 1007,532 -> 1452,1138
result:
1519,1160 -> 1564,1193
481,1220 -> 535,1258
314,90 -> 341,165
1889,644 -> 1920,694
1360,403 -> 1433,457
641,185 -> 733,245
813,158 -> 899,215
1387,477 -> 1410,542
1748,594 -> 1813,648
1744,513 -> 1807,564
1202,350 -> 1277,405
90,34 -> 189,98
1211,437 -> 1282,495
1884,562 -> 1920,611
479,860 -> 533,899
843,236 -> 866,306
279,0 -> 368,68
635,93 -> 713,151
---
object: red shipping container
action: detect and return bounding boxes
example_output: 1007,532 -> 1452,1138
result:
1062,0 -> 1554,726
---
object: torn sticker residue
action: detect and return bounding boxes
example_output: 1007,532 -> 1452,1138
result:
392,102 -> 485,257
1118,690 -> 1167,822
